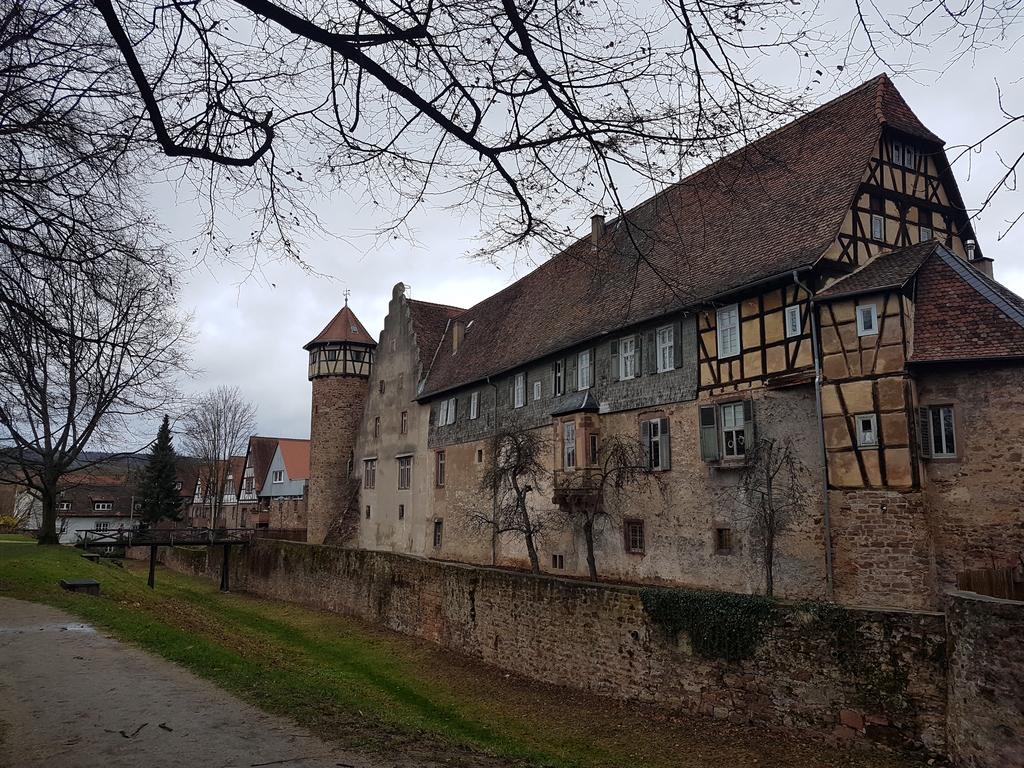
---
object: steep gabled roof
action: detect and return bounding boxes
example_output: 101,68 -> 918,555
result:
406,298 -> 465,378
276,438 -> 311,481
419,74 -> 931,398
304,304 -> 376,349
245,436 -> 280,494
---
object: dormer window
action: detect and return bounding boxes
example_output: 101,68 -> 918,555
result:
890,139 -> 917,169
870,195 -> 885,241
272,470 -> 284,483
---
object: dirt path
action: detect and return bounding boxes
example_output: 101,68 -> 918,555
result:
0,598 -> 460,768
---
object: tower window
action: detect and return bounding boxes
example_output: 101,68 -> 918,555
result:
363,459 -> 376,489
433,519 -> 444,548
400,410 -> 408,434
379,379 -> 386,394
374,416 -> 381,438
435,451 -> 446,487
398,504 -> 405,520
365,505 -> 371,519
715,528 -> 734,555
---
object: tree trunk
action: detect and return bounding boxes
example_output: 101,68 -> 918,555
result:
764,528 -> 775,598
583,518 -> 598,580
523,528 -> 540,573
37,482 -> 60,545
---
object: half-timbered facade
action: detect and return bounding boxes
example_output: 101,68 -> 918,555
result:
307,75 -> 1024,610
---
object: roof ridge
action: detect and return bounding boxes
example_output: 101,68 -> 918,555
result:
406,297 -> 466,313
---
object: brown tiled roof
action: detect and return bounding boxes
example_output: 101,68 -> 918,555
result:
245,436 -> 280,493
817,241 -> 941,298
406,298 -> 465,378
304,304 -> 376,349
911,251 -> 1024,363
277,438 -> 311,481
420,74 -> 928,397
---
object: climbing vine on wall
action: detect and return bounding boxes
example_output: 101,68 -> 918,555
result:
640,587 -> 778,661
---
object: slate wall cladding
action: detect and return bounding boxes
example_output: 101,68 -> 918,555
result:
946,591 -> 1024,768
166,540 -> 950,755
428,314 -> 698,449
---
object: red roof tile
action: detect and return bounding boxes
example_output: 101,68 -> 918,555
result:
406,298 -> 465,377
304,304 -> 376,349
420,75 -> 924,397
818,240 -> 941,298
276,438 -> 311,481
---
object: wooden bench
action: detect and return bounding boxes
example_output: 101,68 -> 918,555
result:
59,578 -> 101,596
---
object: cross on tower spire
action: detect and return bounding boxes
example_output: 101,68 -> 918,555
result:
343,288 -> 351,307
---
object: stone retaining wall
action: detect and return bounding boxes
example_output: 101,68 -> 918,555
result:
160,539 -> 948,754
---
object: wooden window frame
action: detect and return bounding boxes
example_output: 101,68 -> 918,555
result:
469,391 -> 479,420
400,410 -> 408,434
619,336 -> 637,379
714,527 -> 734,555
784,304 -> 801,338
624,519 -> 646,555
553,359 -> 565,396
435,451 -> 446,488
551,553 -> 565,570
398,503 -> 405,521
577,349 -> 592,390
433,519 -> 444,548
926,404 -> 957,459
720,402 -> 747,459
855,413 -> 878,448
563,420 -> 577,469
716,304 -> 740,359
656,325 -> 674,372
272,470 -> 284,484
362,459 -> 376,490
856,303 -> 878,337
397,456 -> 412,490
533,380 -> 542,400
513,373 -> 526,408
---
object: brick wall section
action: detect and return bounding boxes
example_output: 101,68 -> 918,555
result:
308,376 -> 367,543
946,591 -> 1024,768
171,540 -> 948,754
831,489 -> 935,609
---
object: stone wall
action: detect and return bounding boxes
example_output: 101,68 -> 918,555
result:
946,591 -> 1024,768
173,539 -> 948,754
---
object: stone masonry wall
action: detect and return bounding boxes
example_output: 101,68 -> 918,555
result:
169,539 -> 948,754
946,591 -> 1024,768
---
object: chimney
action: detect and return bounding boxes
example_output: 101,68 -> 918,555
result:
964,238 -> 995,279
452,319 -> 466,354
591,214 -> 605,248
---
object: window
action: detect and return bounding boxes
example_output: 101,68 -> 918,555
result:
721,402 -> 746,458
373,416 -> 381,438
589,434 -> 600,466
716,304 -> 740,359
919,224 -> 933,242
624,520 -> 645,554
398,504 -> 405,521
533,381 -> 542,400
856,414 -> 878,448
327,349 -> 338,361
363,459 -> 376,489
439,397 -> 458,426
365,505 -> 371,519
379,379 -> 386,394
551,554 -> 565,570
400,410 -> 408,434
919,208 -> 933,242
433,519 -> 444,548
577,350 -> 592,390
397,457 -> 412,489
785,305 -> 801,338
58,501 -> 72,511
435,451 -> 446,487
95,521 -> 110,530
620,336 -> 637,379
469,391 -> 479,420
553,359 -> 565,396
514,373 -> 526,408
856,304 -> 878,336
656,326 -> 674,372
94,502 -> 112,512
563,421 -> 577,469
641,418 -> 671,470
272,470 -> 285,483
243,477 -> 253,493
920,405 -> 957,458
715,527 -> 734,555
476,448 -> 484,463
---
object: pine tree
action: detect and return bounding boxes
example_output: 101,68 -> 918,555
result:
138,415 -> 184,524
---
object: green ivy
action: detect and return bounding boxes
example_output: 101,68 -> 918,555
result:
640,587 -> 778,662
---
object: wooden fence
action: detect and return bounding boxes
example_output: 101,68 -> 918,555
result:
956,565 -> 1024,601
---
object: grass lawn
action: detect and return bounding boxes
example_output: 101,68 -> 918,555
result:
0,534 -> 34,542
0,544 -> 926,768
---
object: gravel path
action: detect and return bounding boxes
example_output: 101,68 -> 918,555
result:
0,598 -> 398,768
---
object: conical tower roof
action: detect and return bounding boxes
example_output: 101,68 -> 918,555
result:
304,303 -> 376,350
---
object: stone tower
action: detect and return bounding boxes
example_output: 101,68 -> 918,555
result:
304,297 -> 376,544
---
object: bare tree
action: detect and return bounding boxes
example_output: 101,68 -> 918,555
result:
0,252 -> 192,545
470,420 -> 549,573
181,387 -> 257,529
553,434 -> 664,580
734,436 -> 807,598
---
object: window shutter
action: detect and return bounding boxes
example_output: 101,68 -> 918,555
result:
566,355 -> 577,392
743,399 -> 756,451
699,406 -> 720,461
551,362 -> 558,394
610,340 -> 619,382
673,321 -> 683,369
450,398 -> 458,422
917,406 -> 932,459
589,348 -> 596,388
634,333 -> 644,377
644,330 -> 656,374
640,419 -> 651,467
508,379 -> 514,408
659,418 -> 671,470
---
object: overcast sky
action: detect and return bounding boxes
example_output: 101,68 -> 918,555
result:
155,26 -> 1024,443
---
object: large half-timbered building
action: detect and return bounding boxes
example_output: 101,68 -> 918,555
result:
306,75 -> 1024,610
